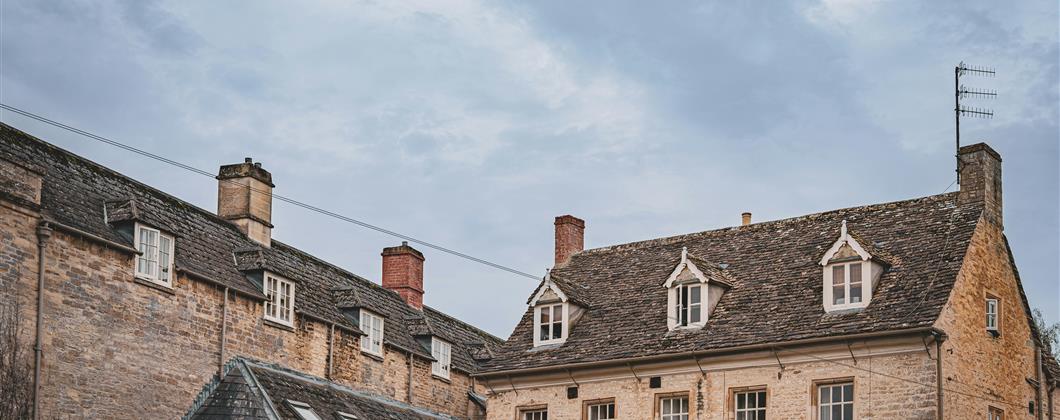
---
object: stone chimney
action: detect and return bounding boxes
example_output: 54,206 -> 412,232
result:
554,215 -> 585,267
382,241 -> 425,310
217,158 -> 274,247
958,143 -> 1003,227
741,212 -> 752,226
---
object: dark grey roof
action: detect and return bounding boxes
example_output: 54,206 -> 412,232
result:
187,358 -> 460,420
483,192 -> 985,372
0,122 -> 501,372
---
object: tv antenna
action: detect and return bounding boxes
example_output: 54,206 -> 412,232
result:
954,62 -> 996,184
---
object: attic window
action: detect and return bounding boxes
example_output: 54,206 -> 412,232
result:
820,221 -> 882,313
529,273 -> 575,347
535,303 -> 567,345
134,223 -> 174,287
829,262 -> 863,306
431,338 -> 452,379
286,400 -> 322,420
664,248 -> 720,330
674,284 -> 702,326
360,310 -> 384,356
264,273 -> 295,327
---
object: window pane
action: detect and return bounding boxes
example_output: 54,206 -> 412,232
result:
540,307 -> 550,324
553,305 -> 563,322
690,285 -> 701,304
553,321 -> 562,338
820,407 -> 830,420
832,264 -> 845,305
690,304 -> 701,323
832,405 -> 841,419
158,235 -> 171,282
849,263 -> 862,303
737,393 -> 745,409
842,385 -> 853,402
540,324 -> 550,341
821,387 -> 830,403
759,392 -> 766,407
843,404 -> 852,419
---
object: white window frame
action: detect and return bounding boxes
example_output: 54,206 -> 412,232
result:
659,395 -> 690,420
520,408 -> 548,420
431,338 -> 452,379
286,400 -> 322,420
263,272 -> 295,327
134,224 -> 175,287
816,382 -> 854,420
533,303 -> 568,346
823,261 -> 869,311
986,297 -> 1000,333
586,400 -> 615,420
733,389 -> 767,420
360,310 -> 385,356
674,283 -> 703,327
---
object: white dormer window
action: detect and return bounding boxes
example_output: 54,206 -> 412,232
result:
431,338 -> 452,379
264,273 -> 294,326
135,224 -> 174,287
664,248 -> 715,330
360,310 -> 384,356
820,220 -> 883,312
675,284 -> 702,326
529,273 -> 572,347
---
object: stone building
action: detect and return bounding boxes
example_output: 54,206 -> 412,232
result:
478,143 -> 1059,419
0,122 -> 503,419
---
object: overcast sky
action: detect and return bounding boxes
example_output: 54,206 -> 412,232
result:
2,0 -> 1057,336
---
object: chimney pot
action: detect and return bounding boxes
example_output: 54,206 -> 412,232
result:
958,142 -> 1003,227
741,212 -> 752,226
554,215 -> 585,266
244,157 -> 253,163
382,243 -> 425,310
217,159 -> 275,247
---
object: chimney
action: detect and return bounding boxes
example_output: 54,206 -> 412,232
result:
958,143 -> 1003,227
382,241 -> 425,310
554,215 -> 585,267
217,158 -> 275,247
741,212 -> 752,226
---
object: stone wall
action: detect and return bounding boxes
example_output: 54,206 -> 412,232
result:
933,217 -> 1043,419
0,201 -> 481,419
486,349 -> 937,420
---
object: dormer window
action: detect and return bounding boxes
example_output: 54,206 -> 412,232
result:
360,310 -> 385,356
536,303 -> 567,345
674,284 -> 702,326
264,272 -> 294,326
431,338 -> 452,379
820,220 -> 885,313
528,272 -> 583,347
134,223 -> 174,287
664,248 -> 730,330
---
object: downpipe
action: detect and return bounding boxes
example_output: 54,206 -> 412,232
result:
33,222 -> 52,420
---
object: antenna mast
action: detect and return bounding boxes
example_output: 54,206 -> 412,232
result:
954,62 -> 996,184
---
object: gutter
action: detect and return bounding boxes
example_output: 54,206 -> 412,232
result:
33,222 -> 52,420
474,326 -> 940,378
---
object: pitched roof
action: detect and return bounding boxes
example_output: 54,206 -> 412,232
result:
0,122 -> 502,373
482,192 -> 984,373
186,358 -> 460,420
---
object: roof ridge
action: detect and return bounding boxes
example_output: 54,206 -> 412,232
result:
576,192 -> 961,257
423,305 -> 506,345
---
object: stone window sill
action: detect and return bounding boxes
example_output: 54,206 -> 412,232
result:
361,350 -> 384,362
264,318 -> 295,332
133,277 -> 175,295
431,374 -> 451,384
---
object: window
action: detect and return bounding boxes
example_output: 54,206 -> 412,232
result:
286,400 -> 322,420
675,283 -> 702,327
360,310 -> 384,356
134,224 -> 174,287
535,303 -> 565,345
816,382 -> 853,420
264,273 -> 294,326
986,297 -> 1000,334
659,395 -> 689,420
521,408 -> 547,420
830,262 -> 863,306
431,338 -> 451,379
734,390 -> 767,420
585,400 -> 615,420
988,406 -> 1004,420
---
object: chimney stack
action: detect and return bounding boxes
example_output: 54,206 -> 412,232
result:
382,241 -> 425,310
217,158 -> 274,247
741,212 -> 752,226
554,215 -> 585,267
958,143 -> 1003,227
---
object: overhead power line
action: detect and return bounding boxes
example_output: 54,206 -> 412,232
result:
0,103 -> 540,281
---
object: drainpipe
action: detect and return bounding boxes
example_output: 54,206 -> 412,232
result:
219,287 -> 229,375
1037,347 -> 1044,420
934,331 -> 946,420
408,351 -> 415,403
327,323 -> 335,380
33,222 -> 52,420
1048,383 -> 1054,420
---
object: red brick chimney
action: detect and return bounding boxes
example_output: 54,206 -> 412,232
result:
958,143 -> 1003,227
382,241 -> 425,310
554,215 -> 585,267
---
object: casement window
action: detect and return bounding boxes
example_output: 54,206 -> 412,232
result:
675,283 -> 702,327
535,303 -> 566,345
134,224 -> 174,287
584,399 -> 615,420
988,406 -> 1004,420
816,382 -> 854,420
286,400 -> 322,420
359,310 -> 384,356
985,297 -> 1000,335
734,389 -> 767,420
658,395 -> 690,420
829,262 -> 863,306
263,273 -> 294,326
431,338 -> 452,379
520,407 -> 548,420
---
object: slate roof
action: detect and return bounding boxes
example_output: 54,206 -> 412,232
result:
187,358 -> 460,420
0,122 -> 502,374
483,192 -> 986,372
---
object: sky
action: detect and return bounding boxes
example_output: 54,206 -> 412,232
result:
1,0 -> 1057,337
